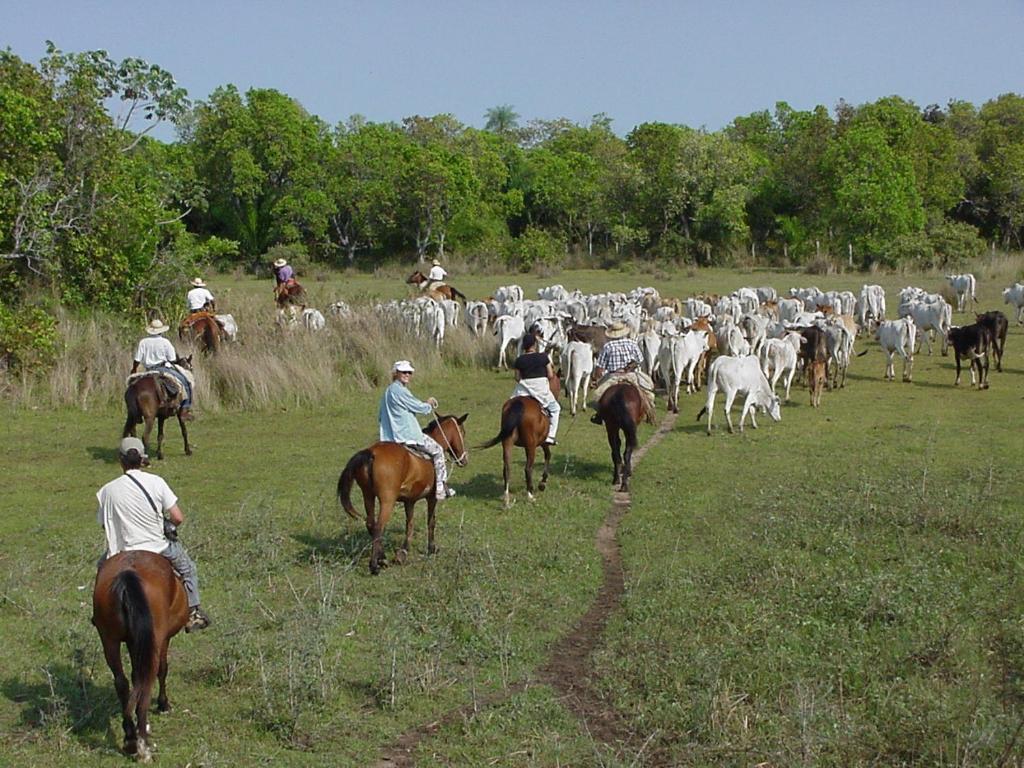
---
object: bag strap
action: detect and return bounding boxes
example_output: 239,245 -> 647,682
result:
125,472 -> 160,516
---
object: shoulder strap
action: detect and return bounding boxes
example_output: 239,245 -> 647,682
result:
124,472 -> 160,515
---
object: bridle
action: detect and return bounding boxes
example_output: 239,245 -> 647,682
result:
430,411 -> 468,468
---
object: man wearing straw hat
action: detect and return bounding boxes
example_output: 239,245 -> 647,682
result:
130,319 -> 195,422
589,321 -> 657,425
378,360 -> 456,500
426,258 -> 448,291
185,277 -> 216,315
271,257 -> 295,287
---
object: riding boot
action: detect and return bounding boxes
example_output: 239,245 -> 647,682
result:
179,407 -> 195,422
186,605 -> 210,633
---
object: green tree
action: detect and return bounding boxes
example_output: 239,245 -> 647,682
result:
484,104 -> 520,135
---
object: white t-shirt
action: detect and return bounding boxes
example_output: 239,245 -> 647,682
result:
186,287 -> 215,310
428,265 -> 447,281
134,336 -> 177,367
96,470 -> 179,555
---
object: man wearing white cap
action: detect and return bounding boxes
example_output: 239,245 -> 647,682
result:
378,360 -> 455,499
96,437 -> 210,632
185,277 -> 216,315
131,319 -> 195,421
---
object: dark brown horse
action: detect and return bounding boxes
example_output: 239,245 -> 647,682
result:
92,551 -> 188,762
595,383 -> 643,491
480,396 -> 554,508
178,312 -> 222,355
338,414 -> 468,574
123,357 -> 193,460
275,279 -> 306,308
406,270 -> 468,303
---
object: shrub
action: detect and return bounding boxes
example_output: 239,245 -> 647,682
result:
0,303 -> 59,372
927,220 -> 985,267
505,227 -> 564,272
262,243 -> 311,277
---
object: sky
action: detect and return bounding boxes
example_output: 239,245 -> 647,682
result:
5,0 -> 1024,141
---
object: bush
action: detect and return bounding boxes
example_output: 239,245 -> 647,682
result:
927,220 -> 985,267
504,227 -> 564,272
875,232 -> 933,270
0,303 -> 59,372
262,243 -> 311,277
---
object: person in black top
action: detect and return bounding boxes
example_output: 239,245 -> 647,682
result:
510,334 -> 560,445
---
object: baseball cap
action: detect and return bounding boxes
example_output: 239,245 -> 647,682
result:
119,437 -> 148,461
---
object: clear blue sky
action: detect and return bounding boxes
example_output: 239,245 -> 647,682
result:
5,0 -> 1023,140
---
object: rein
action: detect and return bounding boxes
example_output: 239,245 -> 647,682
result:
430,410 -> 468,470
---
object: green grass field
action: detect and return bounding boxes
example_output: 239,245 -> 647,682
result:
2,264 -> 1023,766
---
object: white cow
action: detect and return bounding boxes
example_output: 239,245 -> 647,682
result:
659,330 -> 710,413
739,313 -> 770,356
638,326 -> 662,380
899,298 -> 951,355
875,316 -> 916,382
494,314 -> 526,368
856,284 -> 886,333
214,314 -> 238,342
946,273 -> 977,312
562,340 -> 595,416
777,297 -> 804,323
759,337 -> 799,401
1003,283 -> 1024,324
715,321 -> 751,357
698,355 -> 782,435
422,301 -> 446,348
327,300 -> 352,318
464,300 -> 490,336
301,307 -> 326,332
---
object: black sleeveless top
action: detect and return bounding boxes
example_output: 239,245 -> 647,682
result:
513,352 -> 550,380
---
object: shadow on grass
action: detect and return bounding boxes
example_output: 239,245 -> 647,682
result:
86,446 -> 120,464
292,531 -> 370,565
1,662 -> 118,752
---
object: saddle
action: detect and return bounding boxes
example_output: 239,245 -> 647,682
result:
126,370 -> 182,407
401,443 -> 434,461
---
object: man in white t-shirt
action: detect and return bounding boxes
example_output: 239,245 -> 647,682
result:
185,277 -> 216,314
130,319 -> 194,421
96,437 -> 210,632
427,258 -> 447,286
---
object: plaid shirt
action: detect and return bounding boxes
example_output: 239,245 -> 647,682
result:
597,338 -> 642,372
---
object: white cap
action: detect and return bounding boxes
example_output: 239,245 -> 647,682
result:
393,360 -> 415,373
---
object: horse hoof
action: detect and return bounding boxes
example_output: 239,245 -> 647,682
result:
393,549 -> 408,565
538,482 -> 546,492
527,493 -> 535,502
157,701 -> 171,713
428,544 -> 438,556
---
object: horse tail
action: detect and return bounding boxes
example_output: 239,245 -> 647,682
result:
123,383 -> 141,436
203,318 -> 220,354
609,387 -> 639,447
111,570 -> 155,713
338,449 -> 373,519
451,286 -> 468,303
478,398 -> 525,449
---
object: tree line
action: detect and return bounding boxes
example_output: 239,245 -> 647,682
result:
3,43 -> 1024,330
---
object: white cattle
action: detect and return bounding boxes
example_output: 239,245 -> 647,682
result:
1003,283 -> 1024,324
494,314 -> 526,368
715,321 -> 751,357
495,284 -> 525,304
756,286 -> 778,303
439,298 -> 460,327
537,284 -> 568,301
327,300 -> 352,318
777,297 -> 804,323
759,338 -> 799,401
698,355 -> 782,435
464,300 -> 489,336
946,273 -> 977,312
659,330 -> 710,413
685,297 -> 713,319
301,307 -> 326,332
739,313 -> 770,356
214,314 -> 238,342
856,284 -> 886,333
562,340 -> 595,416
899,298 -> 951,355
820,319 -> 855,388
638,327 -> 662,380
875,316 -> 916,382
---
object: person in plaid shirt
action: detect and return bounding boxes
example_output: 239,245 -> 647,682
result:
590,322 -> 657,425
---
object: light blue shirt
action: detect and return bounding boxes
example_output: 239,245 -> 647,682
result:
378,380 -> 432,444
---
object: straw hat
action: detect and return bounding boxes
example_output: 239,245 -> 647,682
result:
605,321 -> 631,339
146,318 -> 170,335
273,258 -> 288,268
190,277 -> 206,287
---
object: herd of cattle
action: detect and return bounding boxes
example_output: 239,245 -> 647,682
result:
363,272 -> 1024,433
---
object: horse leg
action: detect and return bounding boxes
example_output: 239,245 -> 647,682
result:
156,639 -> 171,712
394,499 -> 416,565
134,669 -> 155,763
524,444 -> 537,501
178,412 -> 191,456
502,440 -> 514,508
607,425 -> 622,486
102,637 -> 137,754
426,496 -> 438,555
142,414 -> 156,459
539,444 -> 551,492
370,497 -> 395,575
621,427 -> 637,492
156,416 -> 166,460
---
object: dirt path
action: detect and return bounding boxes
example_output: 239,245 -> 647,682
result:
374,413 -> 678,767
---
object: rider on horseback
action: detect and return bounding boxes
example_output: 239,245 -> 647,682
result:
131,319 -> 195,422
589,321 -> 657,426
185,277 -> 215,315
96,437 -> 210,632
427,259 -> 447,291
378,360 -> 456,499
510,334 -> 560,445
272,257 -> 296,287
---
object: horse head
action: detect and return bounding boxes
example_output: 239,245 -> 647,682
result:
174,354 -> 194,371
406,271 -> 426,286
430,413 -> 469,466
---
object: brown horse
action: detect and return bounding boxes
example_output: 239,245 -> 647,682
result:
275,279 -> 306,308
595,383 -> 643,491
123,357 -> 193,460
480,396 -> 554,508
92,551 -> 188,762
406,270 -> 468,303
337,414 -> 469,574
178,312 -> 222,355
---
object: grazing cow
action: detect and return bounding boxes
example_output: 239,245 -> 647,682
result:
975,311 -> 1008,372
659,330 -> 710,413
215,313 -> 238,342
494,315 -> 526,368
759,337 -> 799,401
808,359 -> 826,408
697,355 -> 782,435
875,316 -> 916,382
1003,283 -> 1024,324
946,273 -> 978,313
562,340 -> 595,416
947,323 -> 990,388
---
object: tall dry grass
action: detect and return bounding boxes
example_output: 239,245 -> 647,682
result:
15,292 -> 498,411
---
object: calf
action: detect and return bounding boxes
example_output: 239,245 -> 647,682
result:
696,355 -> 782,435
875,316 -> 916,382
947,323 -> 990,388
808,359 -> 826,408
976,310 -> 1008,372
